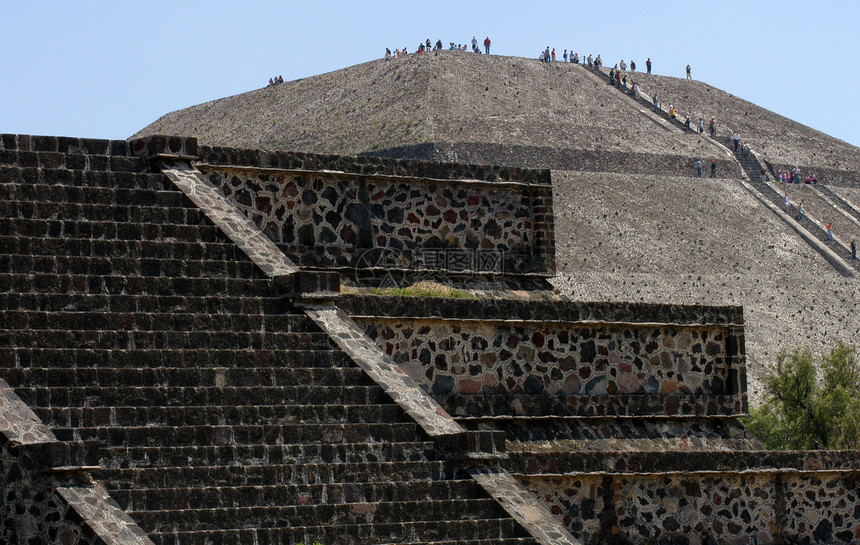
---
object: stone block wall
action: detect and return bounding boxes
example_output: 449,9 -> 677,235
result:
341,296 -> 746,417
520,459 -> 860,545
195,154 -> 555,280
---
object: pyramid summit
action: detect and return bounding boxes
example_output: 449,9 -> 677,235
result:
136,50 -> 860,180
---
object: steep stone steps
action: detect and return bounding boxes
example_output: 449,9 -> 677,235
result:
147,518 -> 529,545
132,498 -> 509,530
1,347 -> 349,369
0,140 -> 543,545
110,479 -> 482,509
0,253 -> 259,280
1,236 -> 250,261
817,184 -> 860,223
98,440 -> 439,469
0,292 -> 289,314
0,166 -> 171,191
0,327 -> 333,350
0,218 -> 226,243
37,403 -> 407,429
0,150 -> 145,172
0,272 -> 275,297
12,385 -> 389,408
5,366 -> 371,388
0,182 -> 189,208
0,310 -> 317,333
55,422 -> 422,446
102,461 -> 451,488
740,164 -> 860,273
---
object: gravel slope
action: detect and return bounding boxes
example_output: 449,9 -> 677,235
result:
550,171 -> 860,404
134,52 -> 709,159
612,71 -> 860,172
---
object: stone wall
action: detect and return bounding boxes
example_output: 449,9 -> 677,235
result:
197,160 -> 555,279
341,296 -> 746,417
519,457 -> 860,545
364,142 -> 745,179
0,380 -> 153,545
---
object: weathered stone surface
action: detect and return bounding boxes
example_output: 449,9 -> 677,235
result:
158,162 -> 301,279
470,467 -> 582,545
198,162 -> 555,278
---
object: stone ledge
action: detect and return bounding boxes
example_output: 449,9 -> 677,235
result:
0,133 -> 131,156
200,144 -> 551,185
129,135 -> 198,160
338,294 -> 744,326
510,449 -> 860,476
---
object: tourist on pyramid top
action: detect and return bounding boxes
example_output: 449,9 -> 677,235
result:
646,57 -> 652,73
449,42 -> 456,50
609,68 -> 615,86
572,52 -> 579,64
686,64 -> 692,79
619,59 -> 627,71
587,54 -> 593,67
385,48 -> 391,60
563,49 -> 568,62
551,49 -> 556,62
472,36 -> 478,51
426,39 -> 431,50
435,39 -> 442,55
484,36 -> 491,55
630,60 -> 636,72
594,55 -> 602,69
417,43 -> 424,54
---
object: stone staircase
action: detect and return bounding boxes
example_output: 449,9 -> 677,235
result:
0,136 -> 541,545
726,144 -> 860,274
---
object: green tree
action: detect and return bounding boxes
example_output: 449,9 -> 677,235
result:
746,342 -> 860,450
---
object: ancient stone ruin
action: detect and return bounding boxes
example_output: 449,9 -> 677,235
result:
1,129 -> 859,545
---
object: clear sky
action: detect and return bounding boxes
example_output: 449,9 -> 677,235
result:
2,1 -> 858,149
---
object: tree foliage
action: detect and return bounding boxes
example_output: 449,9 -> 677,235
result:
746,342 -> 860,450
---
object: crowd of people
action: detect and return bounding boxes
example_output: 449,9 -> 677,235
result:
384,36 -> 491,60
267,75 -> 284,87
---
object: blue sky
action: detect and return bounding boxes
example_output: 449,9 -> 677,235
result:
2,1 -> 858,149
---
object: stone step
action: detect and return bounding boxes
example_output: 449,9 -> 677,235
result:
0,292 -> 289,315
57,422 -> 421,447
0,218 -> 225,243
0,310 -> 316,333
0,253 -> 259,280
6,366 -> 370,389
100,461 -> 451,488
0,166 -> 172,191
0,149 -> 144,172
131,498 -> 507,531
0,328 -> 334,350
110,479 -> 482,510
35,402 -> 401,428
1,135 -> 130,156
0,272 -> 276,297
146,518 -> 527,545
1,200 -> 207,224
98,440 -> 438,469
1,236 -> 250,262
0,183 -> 188,208
1,347 -> 348,370
13,385 -> 388,408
